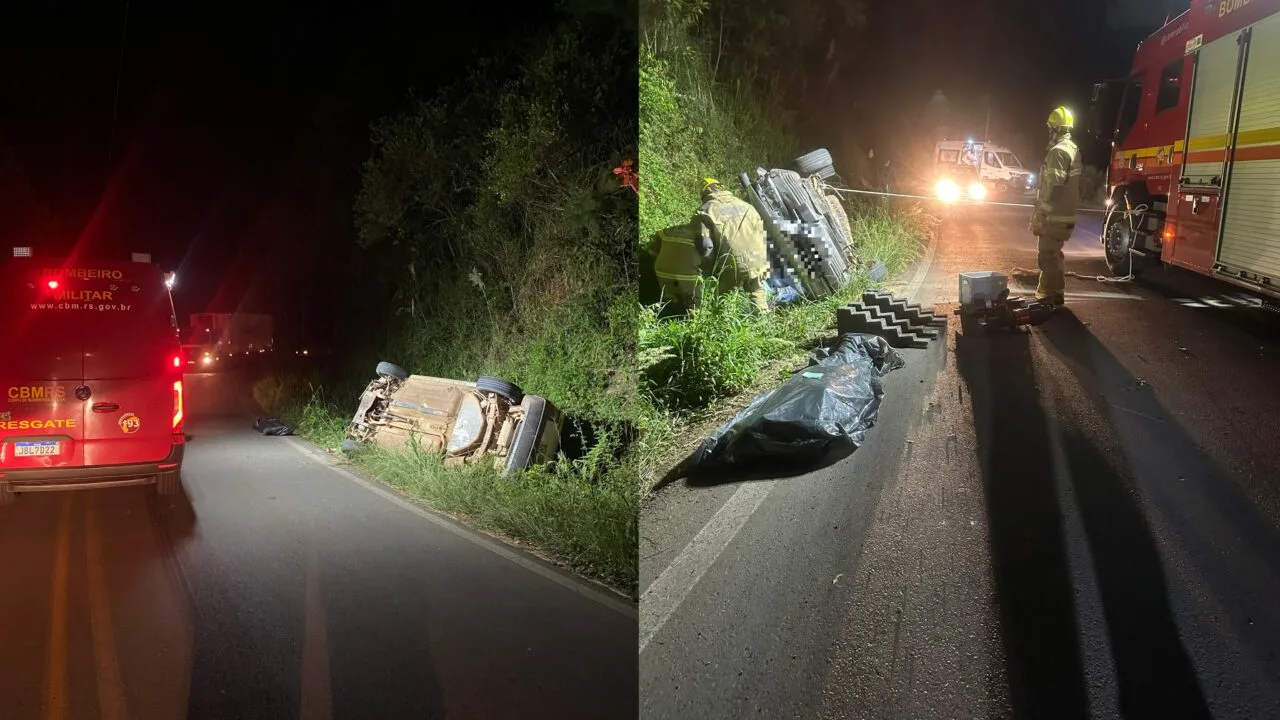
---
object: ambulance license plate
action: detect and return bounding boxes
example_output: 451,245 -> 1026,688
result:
14,441 -> 60,457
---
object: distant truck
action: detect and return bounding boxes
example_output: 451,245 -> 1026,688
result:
931,140 -> 1036,200
187,312 -> 273,361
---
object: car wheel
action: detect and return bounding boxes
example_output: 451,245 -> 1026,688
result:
340,438 -> 362,454
476,376 -> 524,405
155,470 -> 181,496
503,396 -> 548,475
375,361 -> 409,382
0,483 -> 13,506
795,148 -> 836,179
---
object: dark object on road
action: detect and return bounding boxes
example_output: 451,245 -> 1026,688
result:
253,417 -> 294,436
837,291 -> 947,349
684,333 -> 904,479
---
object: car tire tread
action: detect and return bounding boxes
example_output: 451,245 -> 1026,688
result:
375,361 -> 410,382
476,376 -> 524,404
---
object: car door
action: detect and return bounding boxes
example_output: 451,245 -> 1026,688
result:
79,263 -> 182,467
0,264 -> 87,470
984,151 -> 1008,181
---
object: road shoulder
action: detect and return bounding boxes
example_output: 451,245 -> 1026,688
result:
275,426 -> 638,617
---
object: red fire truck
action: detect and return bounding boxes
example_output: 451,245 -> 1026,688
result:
1092,0 -> 1280,299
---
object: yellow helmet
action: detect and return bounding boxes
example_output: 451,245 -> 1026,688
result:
700,177 -> 723,192
1047,106 -> 1075,131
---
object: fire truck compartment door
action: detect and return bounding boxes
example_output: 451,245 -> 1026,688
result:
1217,13 -> 1280,286
1183,29 -> 1243,185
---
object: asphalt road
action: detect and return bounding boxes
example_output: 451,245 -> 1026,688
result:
0,371 -> 637,720
639,204 -> 1280,719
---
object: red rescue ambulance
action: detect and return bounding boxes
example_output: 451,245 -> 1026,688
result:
0,248 -> 186,504
1093,0 -> 1280,298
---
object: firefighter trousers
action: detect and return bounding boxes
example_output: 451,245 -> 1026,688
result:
1035,224 -> 1074,301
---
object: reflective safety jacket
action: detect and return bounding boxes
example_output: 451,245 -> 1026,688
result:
1035,133 -> 1082,227
653,221 -> 710,287
696,189 -> 770,282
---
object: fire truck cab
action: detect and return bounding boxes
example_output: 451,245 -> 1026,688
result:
1093,0 -> 1280,298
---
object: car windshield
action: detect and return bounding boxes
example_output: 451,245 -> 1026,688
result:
996,152 -> 1022,169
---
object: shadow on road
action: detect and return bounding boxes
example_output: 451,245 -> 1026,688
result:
1039,313 -> 1280,712
959,310 -> 1227,718
955,319 -> 1091,718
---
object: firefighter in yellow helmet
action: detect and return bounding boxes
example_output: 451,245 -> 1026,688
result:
1030,106 -> 1083,306
651,220 -> 711,313
695,177 -> 771,312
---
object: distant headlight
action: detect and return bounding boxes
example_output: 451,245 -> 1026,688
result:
935,179 -> 961,203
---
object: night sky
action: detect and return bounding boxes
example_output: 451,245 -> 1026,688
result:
0,1 -> 556,349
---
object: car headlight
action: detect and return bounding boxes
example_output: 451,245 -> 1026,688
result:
968,182 -> 987,201
935,179 -> 961,203
201,355 -> 213,366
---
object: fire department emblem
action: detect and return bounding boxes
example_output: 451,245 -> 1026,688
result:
118,413 -> 141,434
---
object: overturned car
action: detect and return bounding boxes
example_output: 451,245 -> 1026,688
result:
739,147 -> 858,304
342,362 -> 564,475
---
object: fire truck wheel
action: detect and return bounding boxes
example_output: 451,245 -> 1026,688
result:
375,361 -> 410,382
1103,214 -> 1155,276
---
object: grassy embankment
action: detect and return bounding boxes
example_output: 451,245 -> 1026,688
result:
253,12 -> 642,597
634,3 -> 935,488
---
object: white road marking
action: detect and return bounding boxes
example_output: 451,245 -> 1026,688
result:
639,482 -> 774,653
638,223 -> 943,654
279,435 -> 637,618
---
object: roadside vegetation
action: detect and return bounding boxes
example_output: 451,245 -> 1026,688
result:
258,3 -> 641,597
637,0 -> 933,486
